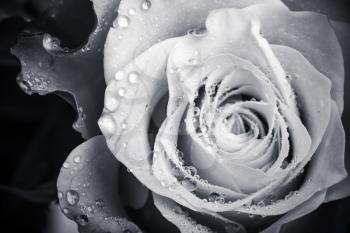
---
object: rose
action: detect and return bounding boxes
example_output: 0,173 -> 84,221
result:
94,0 -> 349,232
12,0 -> 350,232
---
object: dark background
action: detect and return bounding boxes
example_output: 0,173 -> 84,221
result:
0,0 -> 350,232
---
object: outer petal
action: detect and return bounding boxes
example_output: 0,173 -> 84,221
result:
104,0 -> 284,83
244,3 -> 344,112
324,21 -> 350,202
57,136 -> 142,233
12,0 -> 121,138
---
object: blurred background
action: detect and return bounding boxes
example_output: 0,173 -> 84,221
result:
0,0 -> 350,232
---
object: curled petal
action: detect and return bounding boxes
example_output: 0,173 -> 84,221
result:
57,136 -> 142,233
104,0 -> 284,83
12,0 -> 121,138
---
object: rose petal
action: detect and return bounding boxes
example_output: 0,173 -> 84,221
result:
12,0 -> 120,138
324,21 -> 350,202
245,3 -> 344,112
104,0 -> 284,83
57,136 -> 142,233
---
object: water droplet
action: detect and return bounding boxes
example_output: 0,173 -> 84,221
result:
145,104 -> 151,112
128,71 -> 140,84
141,0 -> 152,10
176,150 -> 184,159
58,192 -> 63,199
75,215 -> 89,226
202,125 -> 208,134
115,70 -> 125,81
208,192 -> 225,204
118,88 -> 126,97
63,208 -> 69,214
73,156 -> 81,163
193,107 -> 200,116
224,222 -> 241,233
180,177 -> 198,191
114,15 -> 130,28
186,166 -> 197,176
98,115 -> 116,135
63,162 -> 70,169
66,190 -> 79,206
128,8 -> 136,16
105,96 -> 119,111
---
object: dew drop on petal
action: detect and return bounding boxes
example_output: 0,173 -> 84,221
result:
58,191 -> 63,199
128,8 -> 136,16
118,88 -> 126,97
141,0 -> 152,11
145,104 -> 151,112
66,190 -> 79,206
193,107 -> 200,116
186,166 -> 197,176
115,70 -> 125,81
75,215 -> 89,226
208,192 -> 224,204
105,96 -> 119,111
180,177 -> 198,191
63,208 -> 69,214
62,161 -> 70,168
73,156 -> 81,163
98,115 -> 116,135
128,71 -> 140,84
114,15 -> 130,28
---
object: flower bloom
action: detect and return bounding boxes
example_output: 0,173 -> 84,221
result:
13,0 -> 349,232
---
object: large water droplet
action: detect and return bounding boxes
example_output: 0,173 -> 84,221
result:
75,215 -> 89,226
58,191 -> 63,199
128,71 -> 140,84
115,70 -> 125,81
66,190 -> 79,206
208,192 -> 225,204
180,177 -> 198,191
141,0 -> 152,11
114,15 -> 130,28
98,115 -> 116,135
105,96 -> 119,112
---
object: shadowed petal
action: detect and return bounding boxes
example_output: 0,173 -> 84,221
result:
12,0 -> 121,138
57,136 -> 142,233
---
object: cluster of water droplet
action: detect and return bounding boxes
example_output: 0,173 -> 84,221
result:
113,0 -> 152,30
